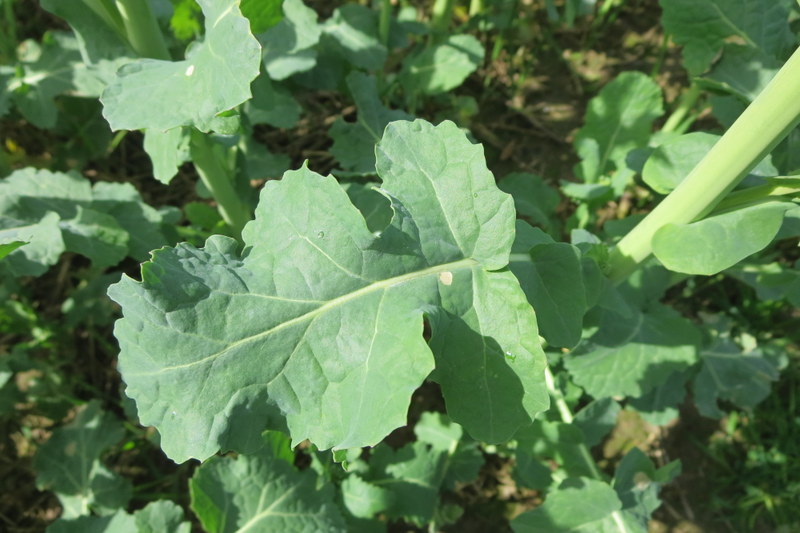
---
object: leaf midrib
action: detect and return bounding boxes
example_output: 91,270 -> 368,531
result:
147,257 -> 479,375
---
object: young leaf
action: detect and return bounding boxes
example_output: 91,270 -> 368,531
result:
143,127 -> 191,185
258,0 -> 321,80
0,212 -> 64,276
652,201 -> 793,275
515,420 -> 597,480
6,33 -> 85,129
190,445 -> 346,533
399,34 -> 484,96
108,119 -> 547,462
627,370 -> 687,425
48,500 -> 191,533
574,72 -> 663,186
40,0 -> 132,63
694,327 -> 780,418
34,401 -> 131,518
329,72 -> 413,174
240,0 -> 283,34
510,222 -> 587,349
612,447 -> 681,530
101,0 -> 261,132
566,304 -> 700,399
642,132 -> 777,195
727,260 -> 800,307
246,73 -> 301,129
0,169 -> 174,274
498,172 -> 561,234
574,398 -> 621,448
323,4 -> 387,71
341,474 -> 394,519
511,477 -> 624,532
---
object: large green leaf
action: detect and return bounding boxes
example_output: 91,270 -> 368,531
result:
659,0 -> 793,75
101,0 -> 261,132
34,401 -> 131,518
329,72 -> 412,174
652,201 -> 793,275
108,119 -> 547,462
574,71 -> 663,186
190,443 -> 346,533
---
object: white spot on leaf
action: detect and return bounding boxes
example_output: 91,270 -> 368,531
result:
439,271 -> 453,285
185,65 -> 195,76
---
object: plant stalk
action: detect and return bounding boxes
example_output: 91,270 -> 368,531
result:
543,366 -> 602,478
431,0 -> 455,34
661,83 -> 701,134
189,132 -> 251,236
607,46 -> 800,284
543,365 -> 629,533
378,0 -> 391,48
1,0 -> 17,61
469,0 -> 484,16
114,0 -> 170,60
81,0 -> 127,37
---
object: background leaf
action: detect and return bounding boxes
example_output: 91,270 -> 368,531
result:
101,0 -> 261,132
652,201 -> 793,275
574,71 -> 663,186
190,441 -> 346,533
34,401 -> 131,518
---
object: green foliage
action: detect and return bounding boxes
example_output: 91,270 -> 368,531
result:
0,168 -> 175,275
102,0 -> 261,132
190,434 -> 346,532
108,120 -> 548,462
34,401 -> 131,518
573,71 -> 663,190
2,1 -> 799,531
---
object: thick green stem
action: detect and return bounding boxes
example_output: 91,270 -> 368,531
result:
114,0 -> 170,60
607,46 -> 800,284
189,132 -> 251,236
431,0 -> 455,34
